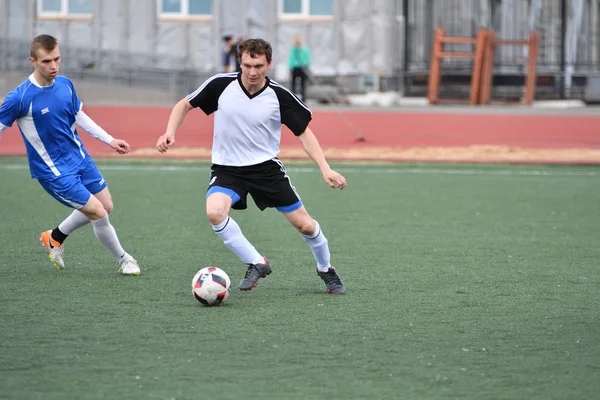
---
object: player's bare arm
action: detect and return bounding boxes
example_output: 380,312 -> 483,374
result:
298,127 -> 347,190
156,98 -> 194,153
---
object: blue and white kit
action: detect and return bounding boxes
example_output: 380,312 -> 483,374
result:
0,74 -> 114,208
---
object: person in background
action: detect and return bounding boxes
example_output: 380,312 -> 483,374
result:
222,35 -> 234,72
288,35 -> 311,101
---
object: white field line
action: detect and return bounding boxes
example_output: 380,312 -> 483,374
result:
1,163 -> 599,177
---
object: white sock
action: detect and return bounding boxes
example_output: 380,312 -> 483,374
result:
212,216 -> 263,265
90,214 -> 129,263
58,210 -> 91,235
301,220 -> 331,272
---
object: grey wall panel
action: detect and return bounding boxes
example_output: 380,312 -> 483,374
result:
66,22 -> 96,69
307,23 -> 336,75
342,0 -> 369,20
340,19 -> 371,74
371,0 -> 395,73
246,0 -> 269,39
0,0 -> 8,39
6,0 -> 34,40
4,0 -> 34,69
128,0 -> 156,55
99,0 -> 126,51
188,22 -> 216,71
156,23 -> 187,68
220,0 -> 244,38
33,21 -> 66,40
68,22 -> 95,47
338,0 -> 371,74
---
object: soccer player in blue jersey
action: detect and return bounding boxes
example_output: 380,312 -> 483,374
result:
0,34 -> 140,276
157,38 -> 346,294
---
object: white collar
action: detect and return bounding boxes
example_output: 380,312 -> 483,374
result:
29,73 -> 55,88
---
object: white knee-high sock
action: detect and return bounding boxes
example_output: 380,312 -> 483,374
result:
212,216 -> 263,265
58,210 -> 91,235
91,214 -> 129,263
302,220 -> 331,272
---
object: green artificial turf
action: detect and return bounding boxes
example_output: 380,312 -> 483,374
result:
1,157 -> 599,400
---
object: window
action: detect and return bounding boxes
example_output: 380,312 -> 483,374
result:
37,0 -> 93,17
281,0 -> 333,19
159,0 -> 213,18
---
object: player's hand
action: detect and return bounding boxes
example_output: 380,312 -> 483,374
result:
322,168 -> 347,190
156,133 -> 175,154
109,139 -> 130,154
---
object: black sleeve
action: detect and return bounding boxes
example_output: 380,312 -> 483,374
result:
186,75 -> 236,115
271,84 -> 312,136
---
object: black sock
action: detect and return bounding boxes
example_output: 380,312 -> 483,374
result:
51,228 -> 68,244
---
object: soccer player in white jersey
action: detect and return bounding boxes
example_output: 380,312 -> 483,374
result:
0,34 -> 140,276
157,38 -> 346,294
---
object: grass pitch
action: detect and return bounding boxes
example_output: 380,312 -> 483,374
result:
1,157 -> 599,399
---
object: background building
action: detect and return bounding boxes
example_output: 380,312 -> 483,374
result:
1,0 -> 599,100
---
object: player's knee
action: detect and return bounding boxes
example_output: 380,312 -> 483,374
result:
82,206 -> 108,221
297,218 -> 316,236
103,200 -> 114,214
95,209 -> 108,220
206,207 -> 228,225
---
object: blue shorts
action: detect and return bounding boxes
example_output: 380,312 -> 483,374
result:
37,158 -> 107,209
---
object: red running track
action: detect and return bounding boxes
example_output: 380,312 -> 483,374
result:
1,107 -> 599,159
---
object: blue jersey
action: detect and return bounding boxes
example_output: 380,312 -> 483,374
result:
0,74 -> 89,179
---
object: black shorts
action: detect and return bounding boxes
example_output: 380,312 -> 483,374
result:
206,159 -> 302,212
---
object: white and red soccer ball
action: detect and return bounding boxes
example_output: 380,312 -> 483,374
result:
191,267 -> 231,306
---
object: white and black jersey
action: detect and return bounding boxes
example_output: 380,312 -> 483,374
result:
186,72 -> 312,166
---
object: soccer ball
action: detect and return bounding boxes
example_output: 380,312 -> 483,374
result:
192,267 -> 231,306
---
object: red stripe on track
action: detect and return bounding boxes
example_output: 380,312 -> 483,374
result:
1,107 -> 598,160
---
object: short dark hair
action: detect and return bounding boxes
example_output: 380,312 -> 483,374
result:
237,38 -> 272,63
30,34 -> 58,59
